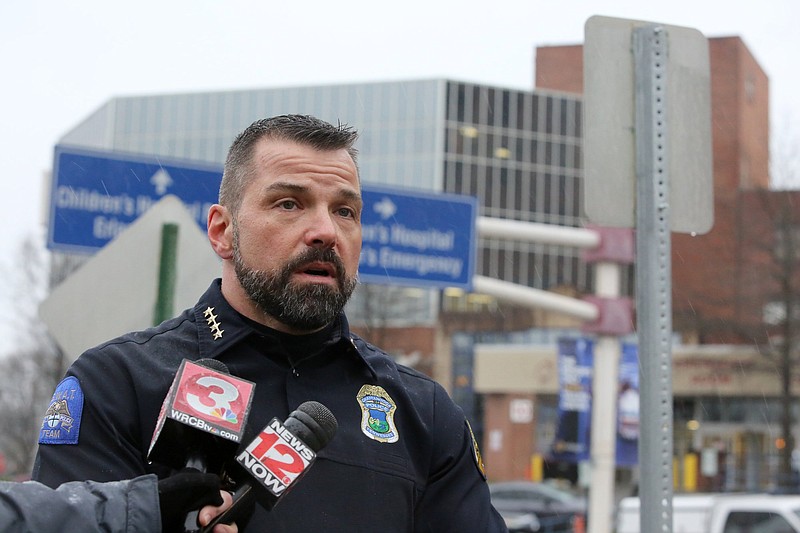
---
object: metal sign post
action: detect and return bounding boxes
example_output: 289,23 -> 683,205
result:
583,15 -> 712,533
634,24 -> 675,533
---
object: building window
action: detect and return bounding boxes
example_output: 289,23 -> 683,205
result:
745,74 -> 756,103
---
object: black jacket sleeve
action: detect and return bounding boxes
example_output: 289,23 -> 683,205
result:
32,345 -> 166,487
413,384 -> 509,532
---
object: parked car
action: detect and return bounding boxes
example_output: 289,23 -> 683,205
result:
616,493 -> 800,533
489,481 -> 587,532
502,511 -> 541,532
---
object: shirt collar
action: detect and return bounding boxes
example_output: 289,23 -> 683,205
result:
193,279 -> 378,379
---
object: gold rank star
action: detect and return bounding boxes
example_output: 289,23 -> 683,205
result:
203,306 -> 224,340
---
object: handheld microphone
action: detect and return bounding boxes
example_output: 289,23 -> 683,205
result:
199,401 -> 338,532
147,358 -> 256,531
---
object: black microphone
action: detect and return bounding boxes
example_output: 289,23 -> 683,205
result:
199,401 -> 338,532
147,358 -> 256,532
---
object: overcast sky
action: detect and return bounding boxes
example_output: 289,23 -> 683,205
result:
1,0 -> 798,345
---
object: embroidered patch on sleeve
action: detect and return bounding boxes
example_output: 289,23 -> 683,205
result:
39,376 -> 84,445
467,420 -> 487,480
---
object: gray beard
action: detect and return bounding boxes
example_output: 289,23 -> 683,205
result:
232,229 -> 358,331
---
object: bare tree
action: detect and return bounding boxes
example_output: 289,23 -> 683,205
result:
0,234 -> 61,477
766,127 -> 800,490
347,284 -> 434,371
675,124 -> 800,491
727,128 -> 800,491
761,191 -> 800,489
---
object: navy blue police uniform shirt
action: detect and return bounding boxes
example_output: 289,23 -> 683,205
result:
32,279 -> 508,532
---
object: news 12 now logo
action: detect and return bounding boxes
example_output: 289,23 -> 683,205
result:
237,418 -> 316,497
170,359 -> 255,442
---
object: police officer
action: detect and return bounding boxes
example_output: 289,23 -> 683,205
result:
32,114 -> 508,532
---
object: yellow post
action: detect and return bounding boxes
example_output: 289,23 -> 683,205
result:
530,454 -> 544,482
683,453 -> 699,492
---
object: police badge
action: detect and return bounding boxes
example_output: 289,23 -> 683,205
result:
357,384 -> 399,443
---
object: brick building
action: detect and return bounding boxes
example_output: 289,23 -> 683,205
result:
468,36 -> 800,493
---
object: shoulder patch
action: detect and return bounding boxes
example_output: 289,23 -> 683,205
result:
467,421 -> 487,480
39,376 -> 84,445
357,384 -> 399,443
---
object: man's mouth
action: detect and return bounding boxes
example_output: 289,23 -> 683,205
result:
297,262 -> 336,279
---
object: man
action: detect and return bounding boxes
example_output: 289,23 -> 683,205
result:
1,471 -> 238,532
33,114 -> 508,531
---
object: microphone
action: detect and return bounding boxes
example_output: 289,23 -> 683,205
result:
147,358 -> 256,532
199,401 -> 338,532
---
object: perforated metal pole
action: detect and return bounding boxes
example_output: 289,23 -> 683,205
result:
634,24 -> 674,533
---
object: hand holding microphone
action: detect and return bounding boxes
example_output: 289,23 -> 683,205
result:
200,401 -> 338,532
147,358 -> 255,532
157,469 -> 223,531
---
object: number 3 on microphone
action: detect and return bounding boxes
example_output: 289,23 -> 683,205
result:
185,375 -> 240,416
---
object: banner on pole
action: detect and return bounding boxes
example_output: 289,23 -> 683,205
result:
549,338 -> 639,466
616,343 -> 640,466
550,338 -> 594,463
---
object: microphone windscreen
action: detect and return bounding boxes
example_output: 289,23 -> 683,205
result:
284,401 -> 338,451
195,358 -> 229,374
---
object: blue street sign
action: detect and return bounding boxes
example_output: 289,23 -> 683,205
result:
49,147 -> 477,290
49,146 -> 223,254
359,185 -> 476,291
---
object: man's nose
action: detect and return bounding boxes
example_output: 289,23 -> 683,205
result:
305,208 -> 337,248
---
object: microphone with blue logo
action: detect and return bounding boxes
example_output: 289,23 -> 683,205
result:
147,358 -> 255,532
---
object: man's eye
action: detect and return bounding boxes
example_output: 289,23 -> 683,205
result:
337,207 -> 355,218
279,200 -> 298,210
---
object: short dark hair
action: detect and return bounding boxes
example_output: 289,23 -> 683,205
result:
220,114 -> 360,213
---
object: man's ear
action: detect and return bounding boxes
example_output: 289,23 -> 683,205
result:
207,204 -> 234,260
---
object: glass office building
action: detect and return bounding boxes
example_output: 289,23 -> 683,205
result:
442,82 -> 585,294
55,79 -> 587,325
